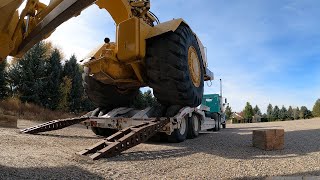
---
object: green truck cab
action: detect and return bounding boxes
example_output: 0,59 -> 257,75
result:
201,94 -> 227,130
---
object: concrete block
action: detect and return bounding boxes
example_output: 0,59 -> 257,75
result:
253,129 -> 284,150
0,114 -> 17,128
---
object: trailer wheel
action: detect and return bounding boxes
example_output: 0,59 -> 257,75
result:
146,23 -> 204,107
213,113 -> 220,131
222,123 -> 226,129
91,127 -> 118,137
187,114 -> 201,139
168,116 -> 188,143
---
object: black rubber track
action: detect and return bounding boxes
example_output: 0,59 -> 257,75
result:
82,67 -> 139,109
146,23 -> 204,107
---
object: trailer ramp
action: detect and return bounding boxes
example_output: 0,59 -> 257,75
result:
21,116 -> 90,134
78,118 -> 170,160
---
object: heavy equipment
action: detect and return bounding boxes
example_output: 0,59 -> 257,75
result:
0,0 -> 213,110
1,0 -> 219,159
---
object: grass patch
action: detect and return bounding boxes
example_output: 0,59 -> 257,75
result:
0,98 -> 73,121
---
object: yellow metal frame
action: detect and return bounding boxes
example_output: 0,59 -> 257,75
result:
0,0 -> 194,89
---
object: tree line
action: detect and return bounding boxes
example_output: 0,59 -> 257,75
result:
0,42 -> 158,114
0,42 -> 94,113
225,100 -> 320,122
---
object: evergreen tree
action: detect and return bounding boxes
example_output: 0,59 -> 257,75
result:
0,59 -> 9,99
306,110 -> 313,119
293,107 -> 300,120
300,106 -> 308,119
45,48 -> 63,110
279,106 -> 288,121
58,76 -> 72,111
225,105 -> 232,120
243,102 -> 254,121
267,104 -> 273,121
287,106 -> 294,120
253,105 -> 262,116
8,42 -> 48,106
312,99 -> 320,117
63,55 -> 83,112
272,105 -> 280,121
132,90 -> 158,109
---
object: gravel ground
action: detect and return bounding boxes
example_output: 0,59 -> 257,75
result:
0,118 -> 320,179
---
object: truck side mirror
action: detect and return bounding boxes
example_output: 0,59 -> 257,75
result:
225,98 -> 227,103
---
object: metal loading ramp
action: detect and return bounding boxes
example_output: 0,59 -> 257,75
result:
21,116 -> 90,134
78,118 -> 170,160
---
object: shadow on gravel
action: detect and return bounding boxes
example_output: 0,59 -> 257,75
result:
0,165 -> 104,179
233,170 -> 320,180
111,126 -> 320,161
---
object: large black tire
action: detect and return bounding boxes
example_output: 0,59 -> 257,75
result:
187,114 -> 201,139
91,127 -> 118,137
222,123 -> 226,129
146,23 -> 204,107
213,113 -> 220,131
82,67 -> 139,109
168,116 -> 188,143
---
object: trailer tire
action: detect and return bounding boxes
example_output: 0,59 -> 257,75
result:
187,114 -> 201,139
146,23 -> 204,107
168,116 -> 188,143
213,113 -> 220,131
91,127 -> 118,137
82,67 -> 139,109
222,123 -> 226,129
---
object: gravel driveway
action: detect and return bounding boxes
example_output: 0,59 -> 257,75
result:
0,118 -> 320,179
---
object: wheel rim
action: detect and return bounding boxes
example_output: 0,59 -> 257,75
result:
180,117 -> 187,135
188,46 -> 201,87
193,116 -> 199,131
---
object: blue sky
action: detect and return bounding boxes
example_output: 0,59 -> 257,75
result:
34,0 -> 320,113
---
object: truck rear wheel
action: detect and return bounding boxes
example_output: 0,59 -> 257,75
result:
168,116 -> 188,143
82,67 -> 139,109
146,23 -> 204,107
187,114 -> 201,139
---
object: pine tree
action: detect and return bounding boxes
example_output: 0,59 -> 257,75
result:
253,105 -> 262,116
287,106 -> 294,120
45,48 -> 63,110
0,59 -> 9,99
300,106 -> 308,119
293,107 -> 300,120
312,99 -> 320,117
267,104 -> 273,121
132,90 -> 158,109
58,76 -> 72,111
243,102 -> 254,121
272,105 -> 280,121
279,106 -> 288,121
8,42 -> 48,106
225,106 -> 232,120
63,55 -> 83,112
